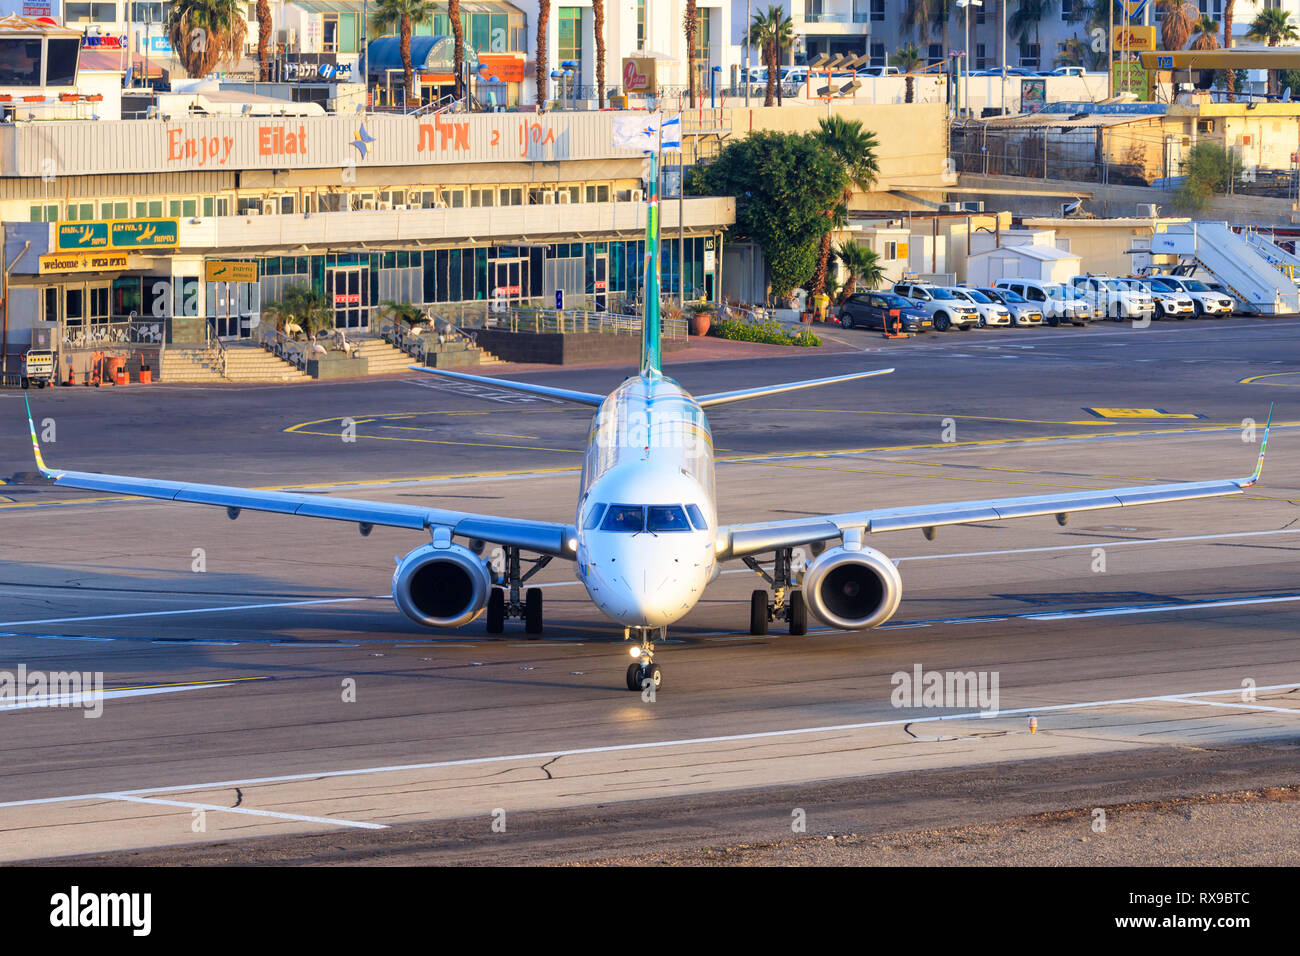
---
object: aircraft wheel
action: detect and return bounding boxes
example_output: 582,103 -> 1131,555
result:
626,662 -> 642,691
524,587 -> 543,636
485,588 -> 505,633
750,589 -> 769,635
643,663 -> 663,691
788,590 -> 808,635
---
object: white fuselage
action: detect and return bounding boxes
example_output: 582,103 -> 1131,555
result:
573,373 -> 719,628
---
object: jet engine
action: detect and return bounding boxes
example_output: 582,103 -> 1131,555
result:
802,545 -> 902,630
392,543 -> 492,628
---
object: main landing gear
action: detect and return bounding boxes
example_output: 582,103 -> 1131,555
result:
484,545 -> 550,637
743,547 -> 808,636
625,626 -> 665,691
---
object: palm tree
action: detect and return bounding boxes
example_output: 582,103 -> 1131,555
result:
593,0 -> 606,104
1247,8 -> 1299,95
1190,14 -> 1219,50
811,116 -> 880,296
1159,0 -> 1195,51
256,0 -> 271,81
931,0 -> 952,62
684,0 -> 698,107
892,42 -> 924,102
535,0 -> 550,109
833,242 -> 884,303
165,0 -> 247,78
449,0 -> 464,99
1008,0 -> 1058,68
265,285 -> 334,337
748,7 -> 782,106
371,0 -> 434,107
1224,0 -> 1237,95
902,0 -> 932,43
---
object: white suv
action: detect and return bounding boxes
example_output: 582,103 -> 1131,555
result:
892,282 -> 981,331
951,287 -> 1012,327
993,278 -> 1092,326
1143,275 -> 1235,317
1070,275 -> 1156,322
1126,276 -> 1195,320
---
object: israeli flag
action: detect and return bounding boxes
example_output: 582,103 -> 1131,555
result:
660,114 -> 682,149
613,113 -> 662,152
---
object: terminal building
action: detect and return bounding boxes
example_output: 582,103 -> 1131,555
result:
0,103 -> 734,378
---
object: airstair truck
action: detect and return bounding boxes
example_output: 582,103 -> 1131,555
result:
1150,222 -> 1300,315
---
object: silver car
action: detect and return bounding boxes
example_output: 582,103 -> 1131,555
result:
979,287 -> 1043,326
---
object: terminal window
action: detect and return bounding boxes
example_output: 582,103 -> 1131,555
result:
0,39 -> 42,86
64,2 -> 117,22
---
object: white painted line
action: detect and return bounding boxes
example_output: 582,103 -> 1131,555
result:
1161,698 -> 1300,715
0,597 -> 369,627
0,682 -> 234,712
98,793 -> 388,830
4,682 -> 1297,811
1028,593 -> 1300,621
894,527 -> 1300,563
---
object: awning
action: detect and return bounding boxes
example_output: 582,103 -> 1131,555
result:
365,35 -> 478,77
958,113 -> 1154,130
292,0 -> 520,13
1139,46 -> 1300,70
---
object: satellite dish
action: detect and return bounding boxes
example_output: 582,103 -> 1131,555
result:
1284,87 -> 1293,102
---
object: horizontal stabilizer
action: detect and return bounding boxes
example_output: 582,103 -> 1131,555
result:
408,365 -> 605,406
695,368 -> 894,408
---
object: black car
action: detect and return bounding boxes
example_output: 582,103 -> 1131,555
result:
838,291 -> 932,332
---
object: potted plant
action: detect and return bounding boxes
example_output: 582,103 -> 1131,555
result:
688,301 -> 715,336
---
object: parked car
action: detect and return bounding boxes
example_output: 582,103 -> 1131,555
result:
993,278 -> 1092,326
978,287 -> 1044,326
1125,276 -> 1195,320
1142,275 -> 1235,317
1069,274 -> 1156,322
950,287 -> 1012,327
858,66 -> 901,77
892,282 -> 981,331
1048,66 -> 1086,77
838,291 -> 933,333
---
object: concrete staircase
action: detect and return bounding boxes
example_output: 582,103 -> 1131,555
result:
160,344 -> 310,383
357,335 -> 501,373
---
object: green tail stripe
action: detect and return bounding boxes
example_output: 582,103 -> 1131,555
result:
641,152 -> 662,376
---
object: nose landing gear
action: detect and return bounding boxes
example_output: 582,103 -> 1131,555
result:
624,626 -> 665,691
744,548 -> 809,636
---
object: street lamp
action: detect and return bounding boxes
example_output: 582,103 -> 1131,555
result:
956,0 -> 982,119
744,0 -> 752,106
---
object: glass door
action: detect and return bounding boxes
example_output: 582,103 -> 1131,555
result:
329,266 -> 369,328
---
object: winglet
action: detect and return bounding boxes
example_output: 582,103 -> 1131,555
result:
1242,402 -> 1273,487
23,394 -> 54,477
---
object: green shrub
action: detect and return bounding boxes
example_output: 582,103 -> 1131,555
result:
713,316 -> 820,347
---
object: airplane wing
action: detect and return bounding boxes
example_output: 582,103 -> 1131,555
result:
719,409 -> 1271,560
22,398 -> 576,558
695,369 -> 894,408
408,365 -> 605,406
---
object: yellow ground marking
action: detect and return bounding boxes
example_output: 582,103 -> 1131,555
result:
283,408 -> 569,433
368,425 -> 577,453
110,677 -> 271,692
1085,408 -> 1202,420
766,407 -> 1110,426
1240,372 -> 1300,388
478,433 -> 542,440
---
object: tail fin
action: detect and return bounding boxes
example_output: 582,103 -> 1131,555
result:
641,152 -> 662,376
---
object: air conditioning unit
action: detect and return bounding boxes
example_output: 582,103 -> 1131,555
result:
630,189 -> 644,203
261,200 -> 276,216
377,200 -> 393,210
938,202 -> 963,212
557,192 -> 571,204
542,192 -> 556,204
245,207 -> 262,216
1137,203 -> 1158,218
362,200 -> 376,210
959,201 -> 985,213
277,28 -> 297,49
392,203 -> 408,211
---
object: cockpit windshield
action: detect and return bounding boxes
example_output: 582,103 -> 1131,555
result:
597,504 -> 697,533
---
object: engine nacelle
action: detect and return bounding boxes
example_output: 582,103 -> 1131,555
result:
392,543 -> 492,628
803,545 -> 902,631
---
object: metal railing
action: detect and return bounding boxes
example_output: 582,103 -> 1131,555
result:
61,317 -> 167,349
253,323 -> 310,369
484,305 -> 688,339
201,318 -> 229,378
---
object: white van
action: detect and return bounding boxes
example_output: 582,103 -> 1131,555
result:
992,278 -> 1092,326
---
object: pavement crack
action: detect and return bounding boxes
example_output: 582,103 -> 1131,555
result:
540,756 -> 562,780
232,788 -> 243,808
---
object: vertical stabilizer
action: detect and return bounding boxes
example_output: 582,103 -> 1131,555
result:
641,149 -> 662,376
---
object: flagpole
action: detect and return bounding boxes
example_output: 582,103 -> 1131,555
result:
678,112 -> 685,311
642,123 -> 663,374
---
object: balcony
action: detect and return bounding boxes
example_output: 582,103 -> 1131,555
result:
794,5 -> 873,34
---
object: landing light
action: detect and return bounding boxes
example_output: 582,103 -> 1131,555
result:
567,537 -> 578,551
629,645 -> 642,658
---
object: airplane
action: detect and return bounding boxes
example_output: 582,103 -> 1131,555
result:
20,320 -> 1271,693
